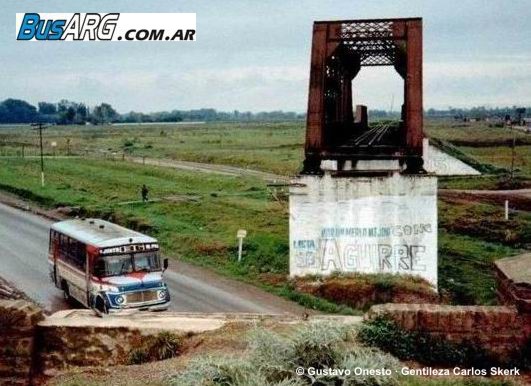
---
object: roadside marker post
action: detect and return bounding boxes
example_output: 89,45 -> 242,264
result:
505,200 -> 509,220
236,229 -> 247,262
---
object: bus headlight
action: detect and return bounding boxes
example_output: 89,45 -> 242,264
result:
157,290 -> 167,300
115,295 -> 126,305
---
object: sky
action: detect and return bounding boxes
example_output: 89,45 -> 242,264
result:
1,1 -> 531,113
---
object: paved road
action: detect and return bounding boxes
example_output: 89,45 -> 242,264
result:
0,202 -> 305,315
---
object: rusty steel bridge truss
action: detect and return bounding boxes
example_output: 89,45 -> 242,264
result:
303,18 -> 424,174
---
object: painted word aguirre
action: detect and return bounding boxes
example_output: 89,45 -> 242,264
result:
290,18 -> 438,287
289,174 -> 437,285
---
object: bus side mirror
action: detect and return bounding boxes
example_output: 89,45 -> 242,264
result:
163,258 -> 169,271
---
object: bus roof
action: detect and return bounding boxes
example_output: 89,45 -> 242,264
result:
51,218 -> 157,248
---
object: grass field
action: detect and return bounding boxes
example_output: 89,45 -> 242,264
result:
459,145 -> 531,176
0,157 -> 352,313
0,122 -> 305,175
1,119 -> 529,309
1,119 -> 530,180
0,155 -> 525,308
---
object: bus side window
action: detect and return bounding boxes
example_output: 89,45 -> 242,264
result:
76,242 -> 87,270
69,240 -> 85,271
49,230 -> 54,253
59,234 -> 67,253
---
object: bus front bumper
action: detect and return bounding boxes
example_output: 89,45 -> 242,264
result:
108,301 -> 171,313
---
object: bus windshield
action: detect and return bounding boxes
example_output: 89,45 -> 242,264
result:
94,251 -> 161,277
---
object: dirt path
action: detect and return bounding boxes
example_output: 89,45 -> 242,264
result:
126,155 -> 290,183
126,156 -> 531,211
128,155 -> 531,210
439,189 -> 531,211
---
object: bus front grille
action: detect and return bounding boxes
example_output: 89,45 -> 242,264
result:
126,290 -> 158,303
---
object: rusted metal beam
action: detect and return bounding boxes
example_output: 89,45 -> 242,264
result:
404,19 -> 423,155
303,17 -> 424,174
305,23 -> 328,156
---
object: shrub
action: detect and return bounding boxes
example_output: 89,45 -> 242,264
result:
170,322 -> 401,386
357,316 -> 494,367
152,331 -> 182,360
242,234 -> 289,273
127,348 -> 149,365
247,328 -> 293,381
339,347 -> 402,386
122,139 -> 134,148
289,322 -> 351,370
401,378 -> 515,386
127,331 -> 182,365
170,356 -> 271,386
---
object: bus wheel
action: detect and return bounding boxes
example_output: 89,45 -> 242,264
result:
95,297 -> 108,314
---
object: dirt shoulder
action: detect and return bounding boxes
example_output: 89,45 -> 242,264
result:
439,188 -> 531,211
127,155 -> 290,183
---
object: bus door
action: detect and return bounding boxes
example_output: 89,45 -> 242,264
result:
86,245 -> 99,306
49,230 -> 60,288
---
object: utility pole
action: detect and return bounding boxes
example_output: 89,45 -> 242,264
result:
31,123 -> 47,187
510,124 -> 516,182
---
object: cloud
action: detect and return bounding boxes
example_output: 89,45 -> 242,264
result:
424,58 -> 531,108
2,56 -> 530,112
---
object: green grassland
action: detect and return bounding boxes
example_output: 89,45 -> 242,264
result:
0,157 -> 350,313
0,156 -> 525,308
0,119 -> 529,309
1,119 -> 529,180
424,120 -> 531,146
459,145 -> 531,176
0,122 -> 305,175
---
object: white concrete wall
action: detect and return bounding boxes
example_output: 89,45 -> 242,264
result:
289,174 -> 438,286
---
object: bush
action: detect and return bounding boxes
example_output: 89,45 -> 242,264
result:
358,316 -> 493,367
289,322 -> 351,370
241,234 -> 289,273
170,322 -> 401,386
171,356 -> 273,386
127,348 -> 149,365
127,331 -> 182,365
123,139 -> 135,148
401,379 -> 515,386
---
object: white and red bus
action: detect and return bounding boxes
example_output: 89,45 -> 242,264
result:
48,218 -> 170,313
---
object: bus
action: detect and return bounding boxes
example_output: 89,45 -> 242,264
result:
48,218 -> 170,313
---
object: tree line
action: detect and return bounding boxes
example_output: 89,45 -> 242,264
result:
0,99 -> 305,125
0,99 -> 119,125
0,98 -> 528,125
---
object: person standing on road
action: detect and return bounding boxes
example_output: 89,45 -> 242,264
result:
141,184 -> 149,203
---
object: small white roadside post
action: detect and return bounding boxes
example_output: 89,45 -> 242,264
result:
236,229 -> 247,262
505,200 -> 509,220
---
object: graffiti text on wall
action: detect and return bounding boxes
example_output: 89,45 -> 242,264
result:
294,223 -> 432,273
321,224 -> 432,238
